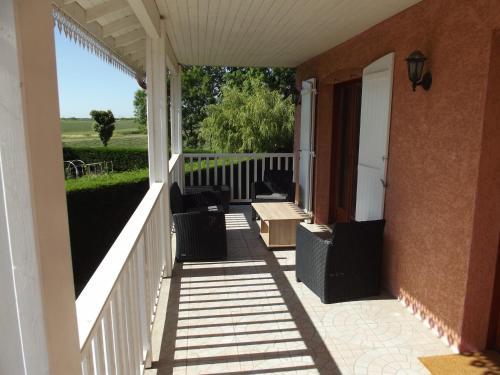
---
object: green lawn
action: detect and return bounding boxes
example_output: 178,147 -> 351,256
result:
61,118 -> 148,149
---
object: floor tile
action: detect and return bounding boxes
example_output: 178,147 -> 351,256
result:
146,206 -> 452,375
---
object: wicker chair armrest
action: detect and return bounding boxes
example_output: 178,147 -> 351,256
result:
296,224 -> 332,301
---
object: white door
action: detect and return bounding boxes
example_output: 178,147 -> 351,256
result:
355,53 -> 395,221
299,78 -> 317,213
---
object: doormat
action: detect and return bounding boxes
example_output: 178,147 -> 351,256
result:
419,351 -> 500,374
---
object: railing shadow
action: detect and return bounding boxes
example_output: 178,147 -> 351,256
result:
149,206 -> 340,374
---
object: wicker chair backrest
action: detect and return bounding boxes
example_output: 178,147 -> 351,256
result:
263,170 -> 293,192
332,220 -> 385,255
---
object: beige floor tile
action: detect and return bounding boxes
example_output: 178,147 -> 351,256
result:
146,206 -> 451,375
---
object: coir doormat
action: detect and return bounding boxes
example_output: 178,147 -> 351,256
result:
419,351 -> 500,374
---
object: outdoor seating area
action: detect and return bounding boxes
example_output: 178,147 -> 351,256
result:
4,1 -> 500,373
251,170 -> 296,220
170,182 -> 228,262
146,206 -> 452,375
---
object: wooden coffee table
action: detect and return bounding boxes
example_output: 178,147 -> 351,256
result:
251,202 -> 310,248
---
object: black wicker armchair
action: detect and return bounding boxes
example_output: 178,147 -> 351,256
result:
296,220 -> 385,303
170,182 -> 227,262
170,182 -> 224,214
251,170 -> 295,220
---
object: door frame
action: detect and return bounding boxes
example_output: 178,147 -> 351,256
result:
299,78 -> 317,214
329,78 -> 362,223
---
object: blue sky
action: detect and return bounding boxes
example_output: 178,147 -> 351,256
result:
54,30 -> 139,118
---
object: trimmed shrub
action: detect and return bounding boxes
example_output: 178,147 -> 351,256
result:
67,175 -> 149,296
66,168 -> 149,192
63,147 -> 148,171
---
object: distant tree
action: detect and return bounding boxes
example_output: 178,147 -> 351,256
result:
90,110 -> 115,147
133,89 -> 147,133
200,77 -> 294,153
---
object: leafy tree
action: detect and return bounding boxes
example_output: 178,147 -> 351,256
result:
224,67 -> 296,99
133,89 -> 147,133
200,77 -> 294,153
90,110 -> 115,147
130,66 -> 296,149
181,66 -> 225,148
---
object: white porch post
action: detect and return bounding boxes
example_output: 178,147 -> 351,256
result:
146,20 -> 172,275
170,65 -> 183,154
170,65 -> 183,190
0,1 -> 81,374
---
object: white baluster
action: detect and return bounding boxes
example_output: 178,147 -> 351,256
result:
230,158 -> 234,201
238,158 -> 242,201
92,323 -> 106,375
246,158 -> 250,200
103,304 -> 117,375
197,158 -> 201,186
262,157 -> 266,181
253,156 -> 257,184
214,156 -> 218,185
222,158 -> 226,185
189,157 -> 193,186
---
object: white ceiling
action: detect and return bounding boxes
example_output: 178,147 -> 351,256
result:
161,0 -> 421,68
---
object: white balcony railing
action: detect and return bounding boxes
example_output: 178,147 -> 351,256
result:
76,181 -> 169,374
74,151 -> 293,374
183,153 -> 294,202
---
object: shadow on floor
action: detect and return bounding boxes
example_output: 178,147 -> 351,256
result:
149,207 -> 340,374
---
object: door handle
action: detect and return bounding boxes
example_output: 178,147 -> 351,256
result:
380,179 -> 388,188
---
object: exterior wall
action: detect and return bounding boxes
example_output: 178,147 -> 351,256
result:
295,0 -> 500,350
461,30 -> 500,350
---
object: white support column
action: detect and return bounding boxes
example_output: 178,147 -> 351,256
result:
0,1 -> 81,374
170,65 -> 183,155
146,20 -> 172,275
170,65 -> 183,190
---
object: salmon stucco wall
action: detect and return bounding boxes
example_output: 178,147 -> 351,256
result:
460,31 -> 500,351
294,0 -> 500,350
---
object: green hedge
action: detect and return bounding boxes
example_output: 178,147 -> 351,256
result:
66,168 -> 149,192
63,147 -> 148,171
67,173 -> 149,296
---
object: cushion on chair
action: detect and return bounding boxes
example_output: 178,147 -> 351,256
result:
255,193 -> 287,200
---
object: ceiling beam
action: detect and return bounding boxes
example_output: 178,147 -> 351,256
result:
164,31 -> 178,74
102,15 -> 139,37
126,0 -> 160,39
114,28 -> 146,47
119,39 -> 146,55
86,0 -> 130,23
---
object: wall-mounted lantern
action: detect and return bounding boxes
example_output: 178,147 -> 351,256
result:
405,50 -> 432,91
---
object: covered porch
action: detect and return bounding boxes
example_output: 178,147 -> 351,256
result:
3,0 -> 500,375
145,206 -> 451,375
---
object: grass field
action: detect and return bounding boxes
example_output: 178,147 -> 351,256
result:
61,118 -> 148,149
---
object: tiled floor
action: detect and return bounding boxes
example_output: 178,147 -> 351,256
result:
146,206 -> 452,375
